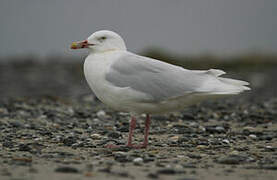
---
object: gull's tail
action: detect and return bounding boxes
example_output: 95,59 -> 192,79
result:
204,69 -> 251,95
216,77 -> 250,94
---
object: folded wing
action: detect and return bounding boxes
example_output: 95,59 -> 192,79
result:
105,52 -> 250,102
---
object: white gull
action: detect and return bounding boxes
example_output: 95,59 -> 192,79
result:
71,30 -> 250,148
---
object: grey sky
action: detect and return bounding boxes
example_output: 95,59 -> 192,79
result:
0,0 -> 276,57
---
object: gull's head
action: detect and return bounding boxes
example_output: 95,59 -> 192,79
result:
71,30 -> 126,53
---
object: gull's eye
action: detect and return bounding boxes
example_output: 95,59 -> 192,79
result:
98,36 -> 107,41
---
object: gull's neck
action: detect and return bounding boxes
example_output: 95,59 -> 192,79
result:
89,49 -> 126,55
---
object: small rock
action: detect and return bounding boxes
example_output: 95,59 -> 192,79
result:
18,144 -> 32,151
3,141 -> 14,148
229,150 -> 239,155
187,153 -> 202,159
259,135 -> 273,141
172,125 -> 193,134
222,139 -> 230,144
62,136 -> 77,146
242,126 -> 255,135
215,126 -> 225,132
107,132 -> 121,139
249,134 -> 257,139
205,125 -> 226,133
10,121 -> 24,128
196,145 -> 207,149
55,166 -> 79,173
157,168 -> 176,174
92,118 -> 100,123
216,155 -> 247,165
97,110 -> 106,119
264,146 -> 276,152
114,152 -> 129,163
117,126 -> 129,132
169,135 -> 180,142
189,122 -> 198,128
133,157 -> 143,165
91,133 -> 102,140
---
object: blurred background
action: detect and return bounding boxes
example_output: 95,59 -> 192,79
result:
0,0 -> 277,101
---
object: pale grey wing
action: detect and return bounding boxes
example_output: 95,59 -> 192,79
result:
105,52 -> 210,102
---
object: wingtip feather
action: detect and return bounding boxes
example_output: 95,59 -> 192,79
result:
207,69 -> 226,77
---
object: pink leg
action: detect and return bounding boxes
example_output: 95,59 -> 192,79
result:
128,114 -> 151,149
106,115 -> 151,149
105,116 -> 136,149
143,114 -> 151,147
127,116 -> 136,147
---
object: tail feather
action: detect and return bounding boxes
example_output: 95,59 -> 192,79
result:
218,77 -> 249,86
213,77 -> 251,95
204,69 -> 251,95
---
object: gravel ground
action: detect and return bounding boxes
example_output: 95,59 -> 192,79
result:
0,59 -> 277,180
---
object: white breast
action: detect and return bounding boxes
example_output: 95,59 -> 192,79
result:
84,51 -> 130,111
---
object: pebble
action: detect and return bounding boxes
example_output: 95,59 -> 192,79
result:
157,168 -> 176,174
10,121 -> 24,128
216,155 -> 247,165
172,124 -> 194,134
249,134 -> 257,139
55,166 -> 79,173
222,139 -> 230,144
187,153 -> 202,159
114,152 -> 129,162
133,157 -> 143,165
215,126 -> 225,132
62,136 -> 77,146
205,125 -> 226,133
196,145 -> 207,149
91,133 -> 102,140
3,141 -> 14,148
189,122 -> 198,128
229,150 -> 240,155
107,131 -> 121,139
18,144 -> 32,152
96,110 -> 106,119
259,135 -> 273,141
169,135 -> 180,142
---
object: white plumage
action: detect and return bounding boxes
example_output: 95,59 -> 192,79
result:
71,30 -> 250,148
